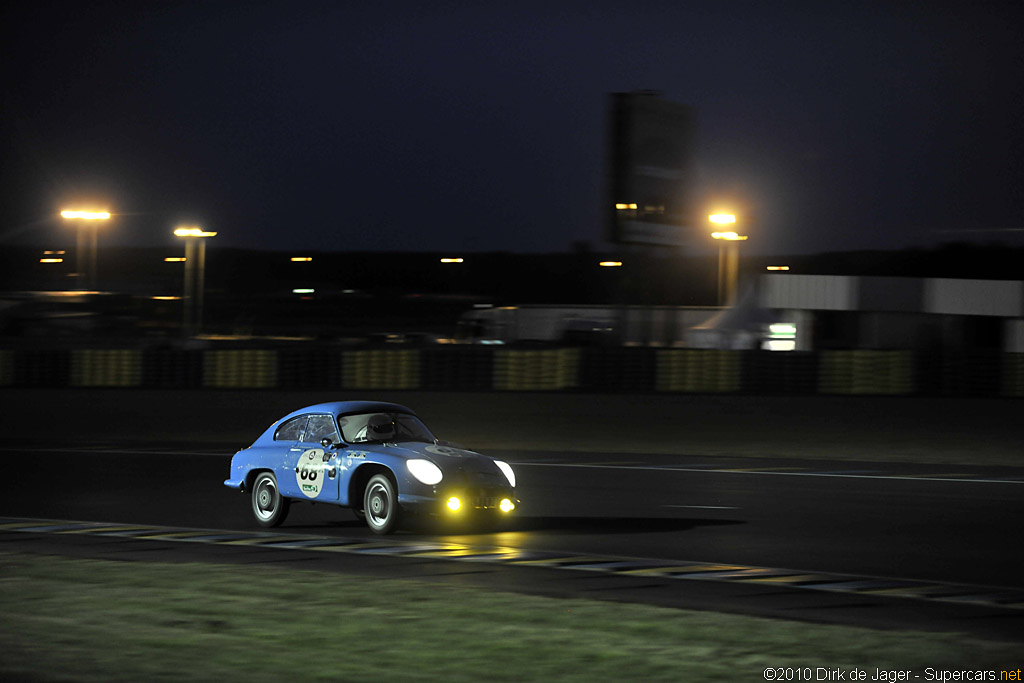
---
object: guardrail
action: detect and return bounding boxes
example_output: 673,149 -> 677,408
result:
1,345 -> 1021,397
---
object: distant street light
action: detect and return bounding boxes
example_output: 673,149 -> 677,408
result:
62,209 -> 111,289
709,215 -> 747,306
598,261 -> 623,267
440,257 -> 464,264
174,226 -> 217,336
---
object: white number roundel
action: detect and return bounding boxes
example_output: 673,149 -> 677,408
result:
296,448 -> 325,498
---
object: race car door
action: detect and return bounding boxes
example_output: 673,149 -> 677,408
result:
291,413 -> 342,501
272,414 -> 308,498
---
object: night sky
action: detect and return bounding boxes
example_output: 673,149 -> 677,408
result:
2,1 -> 1022,256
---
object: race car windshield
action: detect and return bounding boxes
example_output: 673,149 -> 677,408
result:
339,412 -> 436,444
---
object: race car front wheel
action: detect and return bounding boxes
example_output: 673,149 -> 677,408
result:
364,474 -> 400,534
252,472 -> 290,527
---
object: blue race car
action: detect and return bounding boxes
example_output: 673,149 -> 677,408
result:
224,401 -> 517,534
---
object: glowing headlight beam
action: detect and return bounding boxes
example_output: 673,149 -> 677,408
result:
447,497 -> 462,512
494,460 -> 516,488
407,459 -> 443,486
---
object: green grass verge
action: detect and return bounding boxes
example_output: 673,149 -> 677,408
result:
0,551 -> 1018,682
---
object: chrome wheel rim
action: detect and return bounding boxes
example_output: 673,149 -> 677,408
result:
366,481 -> 391,529
253,476 -> 278,521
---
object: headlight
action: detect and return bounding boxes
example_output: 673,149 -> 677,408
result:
494,460 -> 515,488
407,459 -> 443,485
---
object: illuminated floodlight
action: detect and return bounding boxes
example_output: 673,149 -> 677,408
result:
499,498 -> 515,513
174,227 -> 217,238
61,210 -> 110,220
164,257 -> 187,262
151,296 -> 182,301
440,257 -> 464,264
766,265 -> 790,271
769,323 -> 797,336
40,258 -> 64,263
446,497 -> 462,512
291,257 -> 313,262
599,261 -> 623,267
44,250 -> 67,255
292,288 -> 315,295
711,231 -> 748,241
708,213 -> 736,224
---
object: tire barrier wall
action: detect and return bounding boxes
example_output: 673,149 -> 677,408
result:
0,350 -> 12,386
818,351 -> 913,395
343,349 -> 420,390
203,350 -> 278,389
494,349 -> 580,391
656,350 -> 741,393
1005,353 -> 1024,398
70,349 -> 143,388
1,346 -> 1022,397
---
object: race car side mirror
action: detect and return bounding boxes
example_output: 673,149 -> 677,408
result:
321,438 -> 345,449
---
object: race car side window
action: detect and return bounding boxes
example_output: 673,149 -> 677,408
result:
338,414 -> 371,443
304,414 -> 340,444
275,416 -> 307,441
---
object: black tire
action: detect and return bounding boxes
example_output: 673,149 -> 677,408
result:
363,473 -> 400,534
251,472 -> 290,527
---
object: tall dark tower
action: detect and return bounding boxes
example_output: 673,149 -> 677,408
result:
607,91 -> 696,247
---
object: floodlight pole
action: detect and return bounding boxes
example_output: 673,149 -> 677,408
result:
174,227 -> 217,337
62,210 -> 110,290
709,214 -> 746,307
182,238 -> 197,335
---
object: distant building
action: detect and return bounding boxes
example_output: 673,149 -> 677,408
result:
688,274 -> 1024,353
606,91 -> 696,248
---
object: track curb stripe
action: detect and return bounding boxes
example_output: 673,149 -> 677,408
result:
2,516 -> 1022,611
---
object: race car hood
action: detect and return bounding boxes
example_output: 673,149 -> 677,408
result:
361,441 -> 507,480
388,442 -> 491,468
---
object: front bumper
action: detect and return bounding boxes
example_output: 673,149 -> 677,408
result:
399,486 -> 518,515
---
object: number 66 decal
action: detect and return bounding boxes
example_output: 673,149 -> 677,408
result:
295,449 -> 325,498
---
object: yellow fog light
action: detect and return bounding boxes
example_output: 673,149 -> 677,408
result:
499,498 -> 515,513
447,497 -> 462,512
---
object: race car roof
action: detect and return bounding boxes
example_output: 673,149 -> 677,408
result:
289,401 -> 415,418
250,401 -> 417,446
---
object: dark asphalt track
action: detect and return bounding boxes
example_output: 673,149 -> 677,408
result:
2,389 -> 1023,641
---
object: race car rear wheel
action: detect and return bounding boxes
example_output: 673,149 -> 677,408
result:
252,472 -> 289,527
363,474 -> 399,534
